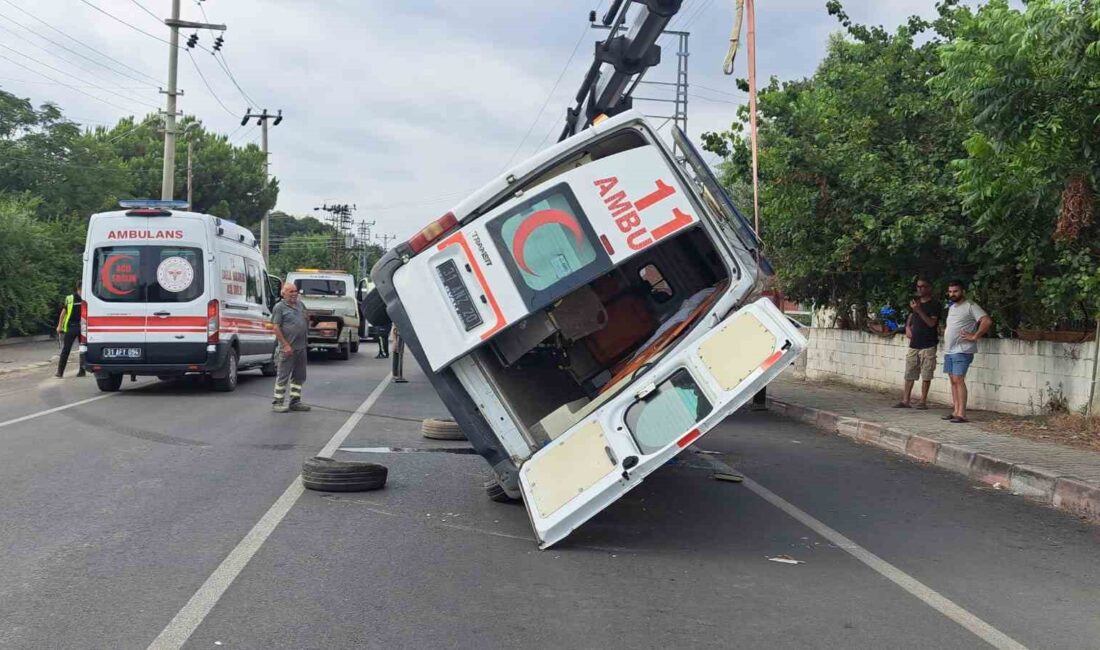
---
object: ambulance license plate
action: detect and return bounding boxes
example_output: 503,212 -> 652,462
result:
436,260 -> 483,331
102,347 -> 142,359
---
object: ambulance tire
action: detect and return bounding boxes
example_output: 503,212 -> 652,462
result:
301,456 -> 387,492
422,417 -> 466,440
362,289 -> 391,328
484,478 -> 521,504
95,373 -> 123,392
211,349 -> 239,392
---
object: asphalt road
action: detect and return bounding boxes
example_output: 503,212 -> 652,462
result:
1,348 -> 1098,649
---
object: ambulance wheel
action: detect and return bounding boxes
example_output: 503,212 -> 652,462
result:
484,478 -> 520,504
261,351 -> 277,377
95,373 -> 123,392
350,339 -> 360,354
362,289 -> 390,328
211,349 -> 239,392
301,456 -> 387,492
422,417 -> 466,440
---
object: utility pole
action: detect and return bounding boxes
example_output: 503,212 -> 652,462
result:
159,2 -> 225,200
375,233 -> 396,251
242,109 -> 284,262
187,139 -> 193,207
356,220 -> 376,279
313,202 -> 356,269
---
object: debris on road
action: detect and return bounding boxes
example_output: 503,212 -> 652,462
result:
713,471 -> 745,483
767,555 -> 805,565
301,456 -> 388,492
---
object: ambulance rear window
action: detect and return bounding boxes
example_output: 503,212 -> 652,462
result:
487,183 -> 610,310
92,246 -> 204,303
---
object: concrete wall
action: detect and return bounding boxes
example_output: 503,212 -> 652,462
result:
799,328 -> 1098,415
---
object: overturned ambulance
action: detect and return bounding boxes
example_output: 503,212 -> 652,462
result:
369,111 -> 806,547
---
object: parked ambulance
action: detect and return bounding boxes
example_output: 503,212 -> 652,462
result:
81,200 -> 280,392
369,112 -> 807,547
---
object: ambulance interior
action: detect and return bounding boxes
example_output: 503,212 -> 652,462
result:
467,209 -> 733,452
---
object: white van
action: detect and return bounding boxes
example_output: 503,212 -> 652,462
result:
284,269 -> 361,359
369,112 -> 807,547
80,201 -> 280,392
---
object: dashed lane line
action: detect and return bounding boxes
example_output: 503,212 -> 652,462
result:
146,375 -> 392,650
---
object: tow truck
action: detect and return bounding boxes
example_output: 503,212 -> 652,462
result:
286,269 -> 361,359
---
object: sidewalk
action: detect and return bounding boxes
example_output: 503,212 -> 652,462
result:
0,339 -> 65,375
766,374 -> 1100,523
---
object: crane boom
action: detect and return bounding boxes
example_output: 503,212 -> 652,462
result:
559,0 -> 684,142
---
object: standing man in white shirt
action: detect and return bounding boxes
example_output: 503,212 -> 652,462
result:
942,279 -> 993,423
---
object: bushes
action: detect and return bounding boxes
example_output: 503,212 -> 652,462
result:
0,195 -> 61,336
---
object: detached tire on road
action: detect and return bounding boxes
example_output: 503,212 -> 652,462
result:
421,417 -> 466,440
301,456 -> 387,492
362,288 -> 391,328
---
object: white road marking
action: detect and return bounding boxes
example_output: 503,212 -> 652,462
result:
0,392 -> 119,430
146,375 -> 393,650
700,454 -> 1028,650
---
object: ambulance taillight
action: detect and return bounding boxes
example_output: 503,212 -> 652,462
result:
79,301 -> 88,344
399,212 -> 457,257
207,299 -> 220,343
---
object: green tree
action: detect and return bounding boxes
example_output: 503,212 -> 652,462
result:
703,2 -> 969,326
0,194 -> 60,336
933,0 -> 1100,328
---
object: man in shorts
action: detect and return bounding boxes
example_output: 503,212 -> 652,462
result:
942,279 -> 993,423
895,278 -> 940,409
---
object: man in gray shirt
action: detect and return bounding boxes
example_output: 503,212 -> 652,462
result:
942,279 -> 993,423
271,282 -> 311,413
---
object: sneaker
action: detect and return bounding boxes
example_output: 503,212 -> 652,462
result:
289,401 -> 311,412
272,403 -> 289,413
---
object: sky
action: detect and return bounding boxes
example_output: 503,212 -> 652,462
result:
0,0 -> 942,242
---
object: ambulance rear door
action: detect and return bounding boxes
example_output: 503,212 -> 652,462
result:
516,298 -> 807,548
141,215 -> 210,364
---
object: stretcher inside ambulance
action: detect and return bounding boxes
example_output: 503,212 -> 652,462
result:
371,112 -> 806,547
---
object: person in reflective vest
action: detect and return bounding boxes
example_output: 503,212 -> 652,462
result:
55,284 -> 85,378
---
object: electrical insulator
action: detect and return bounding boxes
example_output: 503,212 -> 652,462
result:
186,33 -> 198,48
213,36 -> 224,52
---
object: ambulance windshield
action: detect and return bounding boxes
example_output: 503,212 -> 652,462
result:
92,246 -> 204,303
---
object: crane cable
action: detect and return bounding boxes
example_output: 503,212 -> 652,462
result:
722,0 -> 760,241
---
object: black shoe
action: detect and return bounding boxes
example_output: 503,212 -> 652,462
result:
54,371 -> 63,378
76,371 -> 86,377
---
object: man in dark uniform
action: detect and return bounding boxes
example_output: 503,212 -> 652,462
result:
55,284 -> 85,378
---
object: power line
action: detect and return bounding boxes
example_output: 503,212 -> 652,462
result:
0,20 -> 160,109
193,0 -> 260,108
0,76 -> 150,90
694,83 -> 747,98
0,50 -> 149,114
500,4 -> 599,170
0,9 -> 161,89
77,0 -> 174,47
127,0 -> 161,23
0,0 -> 162,86
186,50 -> 239,118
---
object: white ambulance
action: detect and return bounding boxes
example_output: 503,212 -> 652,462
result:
370,112 -> 808,547
81,200 -> 280,392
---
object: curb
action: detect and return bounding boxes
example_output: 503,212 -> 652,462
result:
0,334 -> 53,347
766,397 -> 1100,524
0,359 -> 55,376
